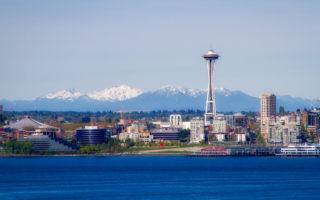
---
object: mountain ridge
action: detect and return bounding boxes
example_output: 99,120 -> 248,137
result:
1,85 -> 319,112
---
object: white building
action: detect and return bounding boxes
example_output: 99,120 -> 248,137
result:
152,121 -> 171,128
169,114 -> 182,128
139,135 -> 153,142
268,115 -> 300,145
182,121 -> 191,130
118,132 -> 140,142
190,118 -> 205,143
215,133 -> 225,142
235,133 -> 246,143
127,122 -> 146,134
212,115 -> 227,133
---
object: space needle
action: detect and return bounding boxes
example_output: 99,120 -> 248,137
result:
203,49 -> 219,125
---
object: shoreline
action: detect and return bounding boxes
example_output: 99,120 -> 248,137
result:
0,152 -> 191,157
1,152 -> 320,158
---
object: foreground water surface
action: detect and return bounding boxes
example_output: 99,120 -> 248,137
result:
0,156 -> 320,200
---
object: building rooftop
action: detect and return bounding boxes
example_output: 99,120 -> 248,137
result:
84,126 -> 98,130
5,117 -> 57,130
151,128 -> 180,133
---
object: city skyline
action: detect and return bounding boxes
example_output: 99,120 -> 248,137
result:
1,0 -> 319,100
1,2 -> 320,200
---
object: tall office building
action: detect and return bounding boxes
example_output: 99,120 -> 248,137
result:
260,93 -> 276,119
260,93 -> 276,140
203,50 -> 219,125
301,109 -> 320,134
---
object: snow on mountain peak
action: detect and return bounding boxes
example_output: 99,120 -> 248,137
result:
44,89 -> 82,100
156,86 -> 203,97
87,85 -> 142,101
156,86 -> 232,97
41,85 -> 232,101
215,87 -> 232,96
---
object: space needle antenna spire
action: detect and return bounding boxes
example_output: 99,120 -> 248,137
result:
203,49 -> 219,125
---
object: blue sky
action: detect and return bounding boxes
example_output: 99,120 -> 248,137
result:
0,0 -> 319,100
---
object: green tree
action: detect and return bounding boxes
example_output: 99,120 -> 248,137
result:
4,140 -> 15,153
125,138 -> 135,148
178,129 -> 190,143
18,142 -> 33,154
199,140 -> 206,145
256,133 -> 266,146
79,146 -> 99,154
4,140 -> 33,154
94,138 -> 128,153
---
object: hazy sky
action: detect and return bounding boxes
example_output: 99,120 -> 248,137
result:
0,0 -> 319,100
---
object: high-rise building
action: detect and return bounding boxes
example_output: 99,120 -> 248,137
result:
260,93 -> 276,140
203,50 -> 219,125
260,93 -> 276,119
301,109 -> 320,134
190,117 -> 205,143
169,114 -> 182,128
0,105 -> 3,114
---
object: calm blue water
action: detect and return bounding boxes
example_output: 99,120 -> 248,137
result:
0,156 -> 320,200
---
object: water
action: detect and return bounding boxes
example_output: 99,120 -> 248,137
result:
0,156 -> 320,200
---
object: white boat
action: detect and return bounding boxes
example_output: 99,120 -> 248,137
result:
277,144 -> 320,157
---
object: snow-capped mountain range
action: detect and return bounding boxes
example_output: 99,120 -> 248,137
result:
40,85 -> 231,101
1,85 -> 319,112
43,89 -> 83,101
42,85 -> 143,101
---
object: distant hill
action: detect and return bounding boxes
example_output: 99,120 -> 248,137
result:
1,85 -> 319,112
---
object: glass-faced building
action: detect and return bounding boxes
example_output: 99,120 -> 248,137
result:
76,126 -> 110,146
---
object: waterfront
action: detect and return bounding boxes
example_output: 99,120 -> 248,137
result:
1,157 -> 320,200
